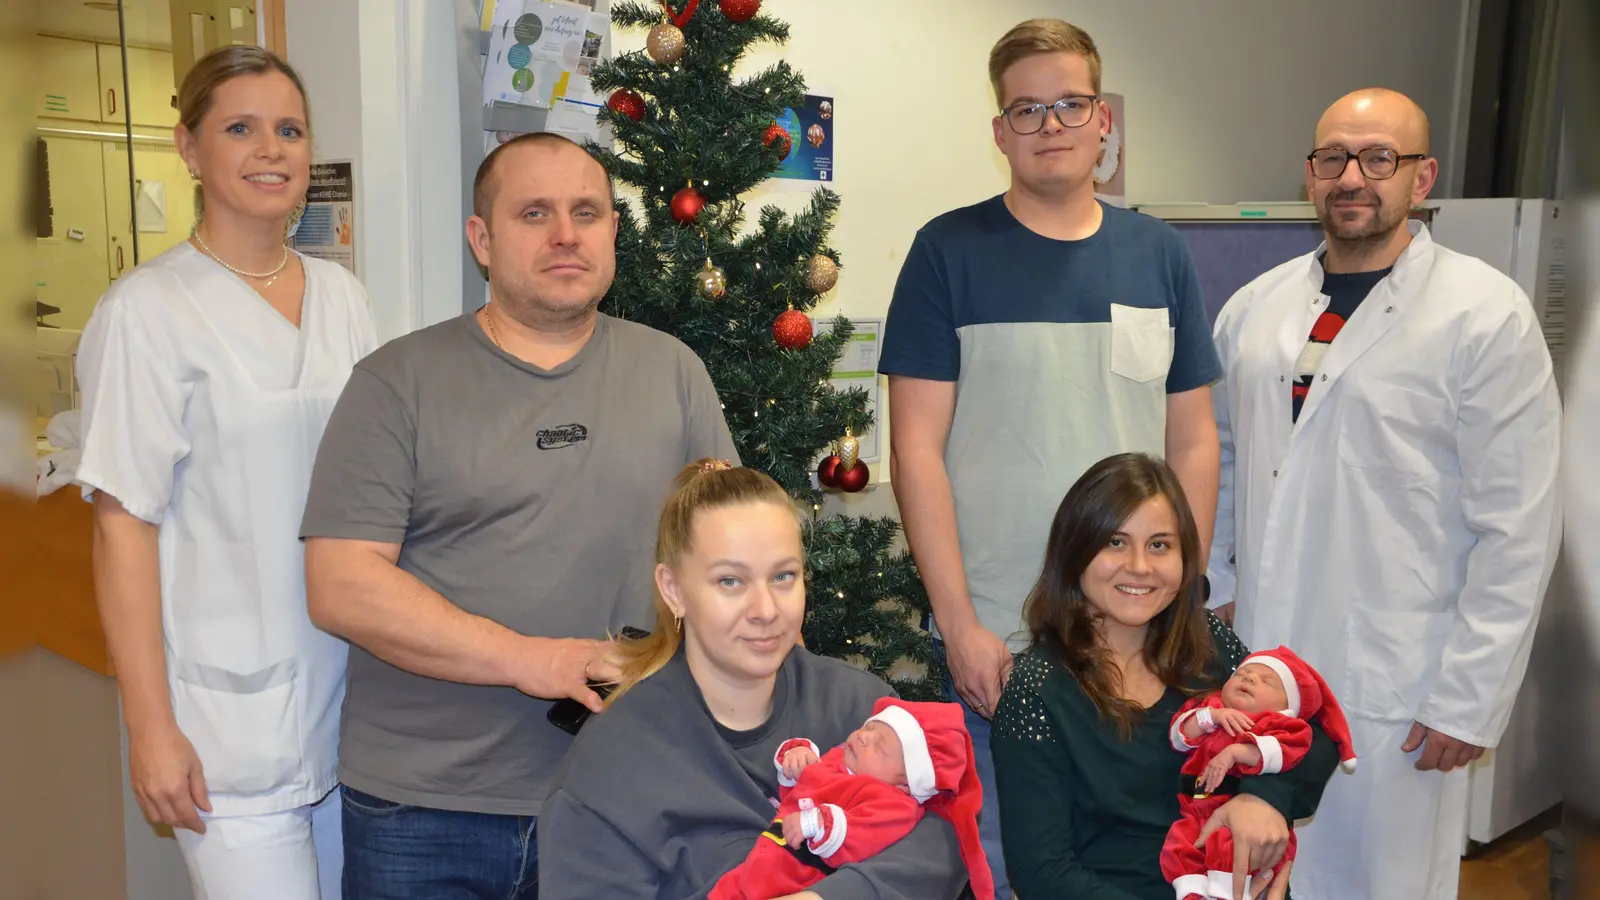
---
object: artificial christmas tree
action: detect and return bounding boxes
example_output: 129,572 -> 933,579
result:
590,0 -> 945,700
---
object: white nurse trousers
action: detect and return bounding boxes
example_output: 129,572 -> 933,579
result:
173,787 -> 342,900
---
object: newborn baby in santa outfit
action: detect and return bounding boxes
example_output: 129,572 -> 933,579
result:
1160,646 -> 1358,900
710,697 -> 994,900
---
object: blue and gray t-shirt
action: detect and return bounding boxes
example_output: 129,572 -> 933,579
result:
879,195 -> 1221,646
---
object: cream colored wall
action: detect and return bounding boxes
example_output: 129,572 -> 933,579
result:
610,0 -> 1474,483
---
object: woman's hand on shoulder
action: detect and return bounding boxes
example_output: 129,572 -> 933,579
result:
1196,793 -> 1289,899
768,893 -> 823,900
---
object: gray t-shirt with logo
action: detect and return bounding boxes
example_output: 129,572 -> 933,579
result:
300,311 -> 737,815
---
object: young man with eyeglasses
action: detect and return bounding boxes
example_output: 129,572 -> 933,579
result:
1208,88 -> 1560,899
877,19 -> 1223,895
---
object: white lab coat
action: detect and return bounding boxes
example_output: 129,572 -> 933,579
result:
1207,222 -> 1561,900
76,242 -> 378,818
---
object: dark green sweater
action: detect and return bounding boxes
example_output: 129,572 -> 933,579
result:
990,614 -> 1338,900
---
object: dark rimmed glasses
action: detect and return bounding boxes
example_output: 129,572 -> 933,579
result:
1001,96 -> 1099,134
1307,147 -> 1427,180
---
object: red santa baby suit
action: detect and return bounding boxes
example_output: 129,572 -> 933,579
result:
710,697 -> 994,900
1160,647 -> 1358,900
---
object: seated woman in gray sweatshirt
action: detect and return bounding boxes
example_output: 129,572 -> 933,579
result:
538,460 -> 968,900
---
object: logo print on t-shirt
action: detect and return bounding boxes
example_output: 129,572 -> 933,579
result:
536,424 -> 589,450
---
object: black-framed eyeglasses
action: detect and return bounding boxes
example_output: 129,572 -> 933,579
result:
1307,147 -> 1427,180
1001,96 -> 1098,134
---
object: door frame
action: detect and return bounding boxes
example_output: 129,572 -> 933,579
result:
262,0 -> 287,56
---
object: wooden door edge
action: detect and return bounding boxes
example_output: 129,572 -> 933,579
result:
262,0 -> 288,57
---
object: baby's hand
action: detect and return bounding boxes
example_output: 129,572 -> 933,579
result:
1212,708 -> 1255,737
782,746 -> 820,782
1201,750 -> 1236,795
782,812 -> 808,847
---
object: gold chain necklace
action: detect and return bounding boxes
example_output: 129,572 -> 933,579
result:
192,229 -> 290,287
481,307 -> 505,349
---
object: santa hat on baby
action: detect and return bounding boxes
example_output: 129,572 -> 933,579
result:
1240,646 -> 1359,774
867,697 -> 994,900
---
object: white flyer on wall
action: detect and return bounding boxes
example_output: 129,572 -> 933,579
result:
484,1 -> 607,112
813,317 -> 882,463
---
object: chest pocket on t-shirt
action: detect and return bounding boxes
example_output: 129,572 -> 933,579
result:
1109,304 -> 1173,383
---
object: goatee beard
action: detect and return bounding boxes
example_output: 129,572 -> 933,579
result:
1318,190 -> 1405,250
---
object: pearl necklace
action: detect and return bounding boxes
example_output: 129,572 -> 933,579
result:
192,229 -> 290,287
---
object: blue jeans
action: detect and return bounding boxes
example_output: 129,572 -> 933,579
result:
934,639 -> 1012,899
341,786 -> 538,899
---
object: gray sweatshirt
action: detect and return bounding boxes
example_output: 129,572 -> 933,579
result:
538,648 -> 968,900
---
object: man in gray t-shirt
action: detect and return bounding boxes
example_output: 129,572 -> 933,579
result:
301,133 -> 736,897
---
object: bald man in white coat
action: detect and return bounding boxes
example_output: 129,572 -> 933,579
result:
1206,88 -> 1561,899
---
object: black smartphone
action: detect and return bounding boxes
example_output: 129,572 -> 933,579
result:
546,626 -> 649,736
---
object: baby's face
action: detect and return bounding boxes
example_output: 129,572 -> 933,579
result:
1220,663 -> 1289,714
842,721 -> 907,788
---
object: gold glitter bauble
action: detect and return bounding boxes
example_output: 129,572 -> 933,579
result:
647,23 -> 687,65
805,254 -> 839,293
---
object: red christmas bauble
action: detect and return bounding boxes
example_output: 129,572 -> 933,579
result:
606,89 -> 645,122
837,460 -> 870,493
670,186 -> 706,225
818,454 -> 842,487
773,308 -> 812,349
719,0 -> 760,23
763,122 -> 792,162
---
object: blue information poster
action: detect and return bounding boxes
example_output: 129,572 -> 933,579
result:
773,94 -> 834,182
290,160 -> 355,275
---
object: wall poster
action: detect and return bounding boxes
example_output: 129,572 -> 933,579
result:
291,160 -> 355,274
773,93 -> 835,183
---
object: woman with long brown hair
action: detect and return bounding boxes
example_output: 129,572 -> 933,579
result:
991,453 -> 1339,900
75,46 -> 376,899
537,460 -> 970,899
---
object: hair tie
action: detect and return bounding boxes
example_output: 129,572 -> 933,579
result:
699,459 -> 734,474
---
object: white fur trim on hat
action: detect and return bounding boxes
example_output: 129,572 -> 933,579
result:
1243,654 -> 1300,716
868,704 -> 936,801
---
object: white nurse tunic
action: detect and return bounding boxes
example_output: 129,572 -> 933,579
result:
76,242 -> 377,817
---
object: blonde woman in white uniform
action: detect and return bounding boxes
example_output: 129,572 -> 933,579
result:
75,46 -> 377,899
